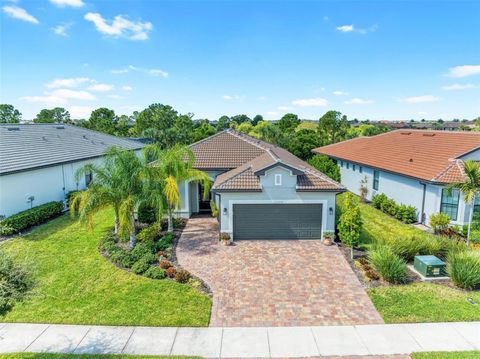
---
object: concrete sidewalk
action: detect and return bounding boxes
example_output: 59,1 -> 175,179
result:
0,322 -> 478,357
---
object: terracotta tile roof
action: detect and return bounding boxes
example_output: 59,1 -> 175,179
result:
189,130 -> 269,170
313,130 -> 479,183
210,130 -> 344,192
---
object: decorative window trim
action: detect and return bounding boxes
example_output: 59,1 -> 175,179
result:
275,174 -> 282,186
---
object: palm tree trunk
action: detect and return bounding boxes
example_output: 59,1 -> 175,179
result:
129,213 -> 136,249
467,202 -> 474,246
113,208 -> 120,243
167,208 -> 174,233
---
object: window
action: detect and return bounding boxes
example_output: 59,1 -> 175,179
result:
275,174 -> 282,186
353,164 -> 356,171
340,161 -> 344,168
440,189 -> 459,221
85,172 -> 93,186
373,170 -> 379,190
346,162 -> 350,169
473,197 -> 480,223
359,166 -> 363,173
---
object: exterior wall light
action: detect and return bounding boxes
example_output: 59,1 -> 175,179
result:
329,207 -> 333,215
223,207 -> 228,215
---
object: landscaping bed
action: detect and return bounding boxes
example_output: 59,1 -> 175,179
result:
0,210 -> 211,326
336,193 -> 480,323
99,218 -> 212,296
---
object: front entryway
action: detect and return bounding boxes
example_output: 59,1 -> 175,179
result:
198,183 -> 211,213
177,217 -> 383,327
233,203 -> 322,240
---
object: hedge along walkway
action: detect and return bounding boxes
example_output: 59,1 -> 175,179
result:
0,210 -> 211,327
336,194 -> 480,324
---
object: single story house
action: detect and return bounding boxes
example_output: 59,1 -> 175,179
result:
0,124 -> 144,218
177,129 -> 345,240
313,130 -> 480,226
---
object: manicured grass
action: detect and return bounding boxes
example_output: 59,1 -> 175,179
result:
368,282 -> 480,323
0,355 -> 199,359
411,352 -> 480,359
337,193 -> 438,249
337,194 -> 480,323
0,210 -> 211,326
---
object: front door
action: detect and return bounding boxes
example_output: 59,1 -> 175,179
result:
198,183 -> 211,212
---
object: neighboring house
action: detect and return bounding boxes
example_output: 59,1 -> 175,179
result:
177,129 -> 344,240
314,130 -> 480,226
0,124 -> 144,217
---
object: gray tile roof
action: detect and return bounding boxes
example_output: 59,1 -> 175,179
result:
0,124 -> 145,175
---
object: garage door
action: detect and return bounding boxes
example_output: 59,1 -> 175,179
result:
233,203 -> 322,240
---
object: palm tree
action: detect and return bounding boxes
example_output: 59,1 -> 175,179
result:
72,147 -> 143,248
448,160 -> 480,245
146,145 -> 210,232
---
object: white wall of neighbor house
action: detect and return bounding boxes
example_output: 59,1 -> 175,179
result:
337,160 -> 467,226
0,157 -> 104,218
217,166 -> 338,236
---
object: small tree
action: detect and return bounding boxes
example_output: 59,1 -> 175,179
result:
429,212 -> 450,234
338,193 -> 363,259
359,176 -> 369,202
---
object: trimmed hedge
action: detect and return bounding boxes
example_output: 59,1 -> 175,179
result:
372,193 -> 417,224
0,201 -> 64,235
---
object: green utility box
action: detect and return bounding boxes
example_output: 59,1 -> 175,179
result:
414,255 -> 447,277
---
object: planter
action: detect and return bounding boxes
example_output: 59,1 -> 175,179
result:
222,239 -> 230,246
323,232 -> 335,246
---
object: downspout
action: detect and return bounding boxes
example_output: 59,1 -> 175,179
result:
420,182 -> 426,224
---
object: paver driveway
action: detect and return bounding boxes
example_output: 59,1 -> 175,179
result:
177,217 -> 383,327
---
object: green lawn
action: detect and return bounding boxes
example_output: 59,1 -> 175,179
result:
0,210 -> 211,326
337,194 -> 480,323
411,352 -> 480,359
0,355 -> 199,359
368,282 -> 480,323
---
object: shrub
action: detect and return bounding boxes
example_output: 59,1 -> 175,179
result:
166,267 -> 176,278
110,251 -> 136,268
137,223 -> 160,242
175,269 -> 191,283
137,203 -> 156,224
0,201 -> 64,234
338,193 -> 362,258
429,212 -> 451,234
131,259 -> 151,274
0,251 -> 33,313
372,193 -> 388,209
0,224 -> 16,236
144,266 -> 166,280
387,236 -> 424,261
66,190 -> 80,210
210,201 -> 219,217
364,268 -> 380,281
219,232 -> 231,242
369,246 -> 407,284
447,250 -> 480,290
131,241 -> 156,260
159,259 -> 172,269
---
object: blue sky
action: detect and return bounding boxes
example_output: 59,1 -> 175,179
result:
1,0 -> 479,122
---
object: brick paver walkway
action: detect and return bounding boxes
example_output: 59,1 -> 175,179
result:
176,217 -> 383,327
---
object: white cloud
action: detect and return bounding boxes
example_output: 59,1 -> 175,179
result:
84,12 -> 153,41
291,97 -> 328,107
446,65 -> 480,78
50,89 -> 95,100
222,95 -> 244,101
121,85 -> 133,91
69,106 -> 93,118
333,90 -> 349,96
222,95 -> 233,100
278,106 -> 293,111
2,6 -> 39,24
87,83 -> 114,92
345,97 -> 374,105
49,0 -> 84,7
336,24 -> 353,32
46,77 -> 91,89
20,95 -> 67,106
266,111 -> 278,117
442,83 -> 476,90
52,23 -> 71,36
399,95 -> 440,104
148,69 -> 169,77
336,24 -> 378,34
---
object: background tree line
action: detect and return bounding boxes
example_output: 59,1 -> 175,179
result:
1,103 -> 391,181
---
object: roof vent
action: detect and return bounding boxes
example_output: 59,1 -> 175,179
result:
55,126 -> 65,130
423,133 -> 436,137
400,132 -> 411,135
7,127 -> 20,131
409,158 -> 414,162
42,136 -> 48,141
